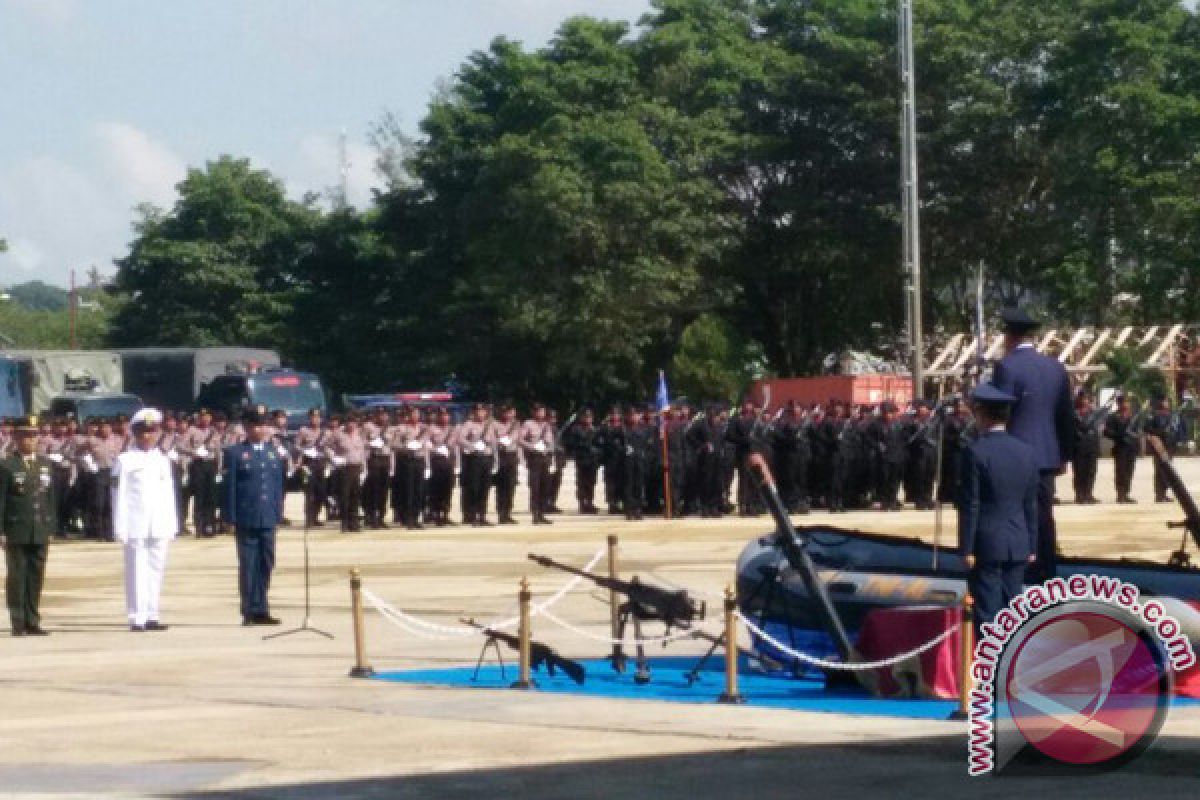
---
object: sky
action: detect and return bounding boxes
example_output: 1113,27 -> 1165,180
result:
0,0 -> 652,288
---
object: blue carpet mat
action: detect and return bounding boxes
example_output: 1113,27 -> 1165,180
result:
375,656 -> 963,720
377,657 -> 1200,719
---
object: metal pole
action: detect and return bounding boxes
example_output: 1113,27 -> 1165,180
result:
606,534 -> 621,665
348,568 -> 375,678
949,594 -> 974,720
512,577 -> 534,689
717,584 -> 744,704
899,0 -> 924,397
69,268 -> 77,351
661,417 -> 672,519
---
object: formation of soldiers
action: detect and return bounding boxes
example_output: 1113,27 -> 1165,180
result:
2,409 -> 292,540
0,387 -> 1189,539
294,398 -> 972,525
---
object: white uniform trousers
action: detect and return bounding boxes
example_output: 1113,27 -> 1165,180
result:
123,538 -> 170,626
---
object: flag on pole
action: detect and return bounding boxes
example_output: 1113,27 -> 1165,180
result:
656,370 -> 670,413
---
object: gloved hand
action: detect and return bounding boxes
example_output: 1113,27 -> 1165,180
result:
424,468 -> 432,480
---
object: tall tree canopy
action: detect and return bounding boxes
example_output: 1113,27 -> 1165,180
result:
106,0 -> 1200,403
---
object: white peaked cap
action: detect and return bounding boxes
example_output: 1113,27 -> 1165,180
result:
130,408 -> 164,428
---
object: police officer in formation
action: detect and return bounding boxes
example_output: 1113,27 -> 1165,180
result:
1071,391 -> 1102,505
563,408 -> 601,514
1144,394 -> 1181,504
1104,393 -> 1140,504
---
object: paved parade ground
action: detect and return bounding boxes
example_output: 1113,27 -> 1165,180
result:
3,460 -> 1199,799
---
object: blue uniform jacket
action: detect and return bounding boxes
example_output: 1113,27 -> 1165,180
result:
222,442 -> 285,529
992,346 -> 1076,471
957,430 -> 1039,562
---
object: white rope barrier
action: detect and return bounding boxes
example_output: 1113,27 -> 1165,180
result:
736,611 -> 959,672
360,543 -> 961,674
362,545 -> 608,638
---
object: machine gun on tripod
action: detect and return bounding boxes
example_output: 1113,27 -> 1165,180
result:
460,618 -> 587,686
526,554 -> 706,684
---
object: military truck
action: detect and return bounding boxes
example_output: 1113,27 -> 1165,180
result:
117,347 -> 281,412
6,350 -> 125,415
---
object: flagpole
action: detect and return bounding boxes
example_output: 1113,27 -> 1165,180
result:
657,370 -> 673,519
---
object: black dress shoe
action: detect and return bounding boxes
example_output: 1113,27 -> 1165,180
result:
145,621 -> 169,631
254,615 -> 282,625
11,628 -> 25,637
25,625 -> 48,636
130,624 -> 145,632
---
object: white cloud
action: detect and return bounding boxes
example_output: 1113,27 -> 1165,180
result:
94,121 -> 186,210
0,124 -> 186,288
4,237 -> 45,273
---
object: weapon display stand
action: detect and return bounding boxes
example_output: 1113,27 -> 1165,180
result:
683,560 -> 797,686
612,605 -> 653,685
471,634 -> 509,682
685,549 -> 857,690
265,515 -> 334,642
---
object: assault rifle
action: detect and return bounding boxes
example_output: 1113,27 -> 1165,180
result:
527,553 -> 706,683
1145,435 -> 1200,569
461,618 -> 586,686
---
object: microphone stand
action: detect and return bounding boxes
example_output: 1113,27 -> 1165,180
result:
266,468 -> 333,641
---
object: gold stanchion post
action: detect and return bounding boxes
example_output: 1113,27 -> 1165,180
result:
717,584 -> 744,704
349,568 -> 375,678
511,577 -> 534,689
949,594 -> 974,720
607,535 -> 622,668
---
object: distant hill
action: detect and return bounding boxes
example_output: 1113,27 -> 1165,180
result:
7,281 -> 69,312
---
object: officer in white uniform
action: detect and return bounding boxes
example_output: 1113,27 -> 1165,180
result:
112,408 -> 178,632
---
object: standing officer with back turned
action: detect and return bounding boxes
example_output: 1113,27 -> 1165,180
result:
991,306 -> 1075,579
221,409 -> 283,626
957,384 -> 1039,626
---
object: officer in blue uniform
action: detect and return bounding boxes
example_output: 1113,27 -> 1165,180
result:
991,306 -> 1075,579
957,383 -> 1039,625
221,410 -> 283,626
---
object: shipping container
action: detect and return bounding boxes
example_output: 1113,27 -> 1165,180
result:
747,374 -> 914,410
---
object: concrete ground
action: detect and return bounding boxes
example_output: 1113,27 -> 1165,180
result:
2,459 -> 1198,798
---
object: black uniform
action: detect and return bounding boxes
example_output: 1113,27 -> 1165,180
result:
598,421 -> 625,514
665,418 -> 688,517
1103,411 -> 1140,502
770,415 -> 811,513
686,416 -> 725,517
725,413 -> 766,516
1071,408 -> 1102,504
868,417 -> 907,510
564,422 -> 602,513
906,416 -> 937,509
614,424 -> 650,520
1144,408 -> 1179,502
825,417 -> 854,512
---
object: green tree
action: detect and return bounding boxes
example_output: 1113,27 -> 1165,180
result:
8,281 -> 69,312
670,312 -> 763,404
108,156 -> 318,349
401,17 -> 730,405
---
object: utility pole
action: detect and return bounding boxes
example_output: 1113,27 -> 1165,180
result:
336,128 -> 350,211
898,0 -> 924,396
69,268 -> 77,350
